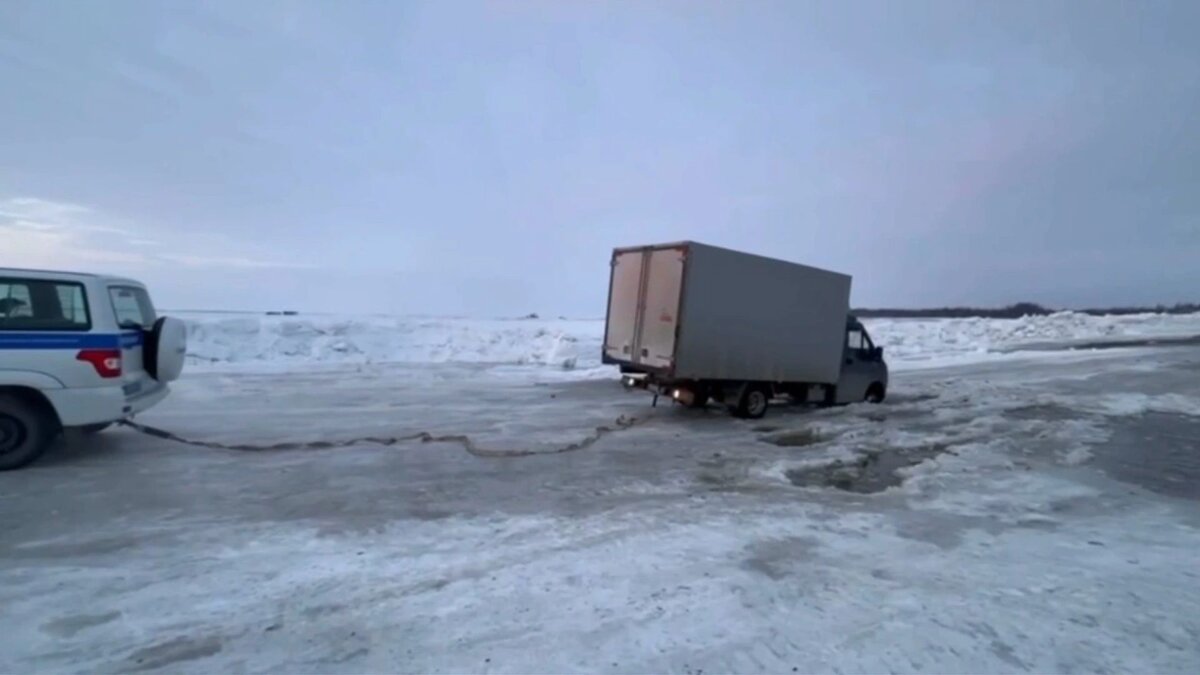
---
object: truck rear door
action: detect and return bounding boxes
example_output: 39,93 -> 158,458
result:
604,249 -> 644,363
604,246 -> 686,370
636,247 -> 685,369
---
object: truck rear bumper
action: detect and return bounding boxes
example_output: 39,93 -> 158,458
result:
606,356 -> 672,376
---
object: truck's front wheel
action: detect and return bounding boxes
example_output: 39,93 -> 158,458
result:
731,385 -> 770,419
0,395 -> 54,471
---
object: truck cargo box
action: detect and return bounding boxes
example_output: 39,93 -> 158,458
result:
603,242 -> 851,384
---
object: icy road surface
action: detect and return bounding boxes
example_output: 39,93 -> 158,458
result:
2,347 -> 1199,673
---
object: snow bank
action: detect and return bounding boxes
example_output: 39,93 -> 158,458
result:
180,313 -> 604,371
175,311 -> 1200,373
868,311 -> 1200,368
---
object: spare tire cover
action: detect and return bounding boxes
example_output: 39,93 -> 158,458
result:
148,316 -> 187,382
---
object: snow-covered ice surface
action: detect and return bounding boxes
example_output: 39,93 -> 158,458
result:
2,327 -> 1199,672
177,310 -> 1200,374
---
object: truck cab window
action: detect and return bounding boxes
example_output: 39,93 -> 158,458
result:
847,329 -> 865,351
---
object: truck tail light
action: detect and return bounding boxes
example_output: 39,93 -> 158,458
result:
77,348 -> 122,378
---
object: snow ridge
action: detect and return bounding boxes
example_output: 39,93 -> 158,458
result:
176,311 -> 1200,372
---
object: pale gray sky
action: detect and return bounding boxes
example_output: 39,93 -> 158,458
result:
2,0 -> 1197,315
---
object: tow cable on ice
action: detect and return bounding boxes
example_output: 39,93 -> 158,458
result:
116,415 -> 647,459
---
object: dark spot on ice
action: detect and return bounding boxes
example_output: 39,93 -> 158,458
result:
42,611 -> 121,638
302,602 -> 347,619
990,640 -> 1029,670
1069,614 -> 1100,628
891,511 -> 999,550
407,507 -> 457,521
1004,403 -> 1078,421
742,536 -> 821,579
126,636 -> 223,671
1049,496 -> 1093,514
966,621 -> 998,639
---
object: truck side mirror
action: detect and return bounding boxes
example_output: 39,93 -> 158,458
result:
872,346 -> 884,361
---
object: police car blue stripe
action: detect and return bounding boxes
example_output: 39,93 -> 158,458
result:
0,333 -> 124,350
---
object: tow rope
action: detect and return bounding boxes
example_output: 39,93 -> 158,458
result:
117,414 -> 647,459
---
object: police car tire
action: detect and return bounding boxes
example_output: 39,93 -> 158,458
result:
0,394 -> 53,471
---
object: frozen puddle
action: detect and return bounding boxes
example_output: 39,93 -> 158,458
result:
783,442 -> 953,493
1089,412 -> 1200,500
754,425 -> 955,493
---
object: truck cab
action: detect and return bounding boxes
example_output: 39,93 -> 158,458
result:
837,317 -> 888,404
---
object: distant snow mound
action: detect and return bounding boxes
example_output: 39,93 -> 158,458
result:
180,314 -> 604,370
175,310 -> 1200,373
868,311 -> 1200,368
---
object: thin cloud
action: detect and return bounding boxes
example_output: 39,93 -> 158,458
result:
158,253 -> 315,270
0,196 -> 312,272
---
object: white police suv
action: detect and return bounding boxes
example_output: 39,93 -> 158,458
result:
0,269 -> 186,470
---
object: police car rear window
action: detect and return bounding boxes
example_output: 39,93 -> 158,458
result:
0,278 -> 91,331
109,286 -> 156,329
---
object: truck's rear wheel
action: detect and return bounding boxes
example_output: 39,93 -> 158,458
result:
0,395 -> 54,471
731,385 -> 770,419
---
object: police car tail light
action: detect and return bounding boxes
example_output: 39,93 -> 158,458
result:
76,349 -> 122,378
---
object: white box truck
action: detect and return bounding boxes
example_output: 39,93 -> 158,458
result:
602,241 -> 888,418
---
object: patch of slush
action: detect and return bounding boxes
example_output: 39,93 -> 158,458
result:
1062,392 -> 1200,417
1060,446 -> 1094,466
784,442 -> 953,493
1087,412 -> 1200,500
747,376 -> 1122,496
